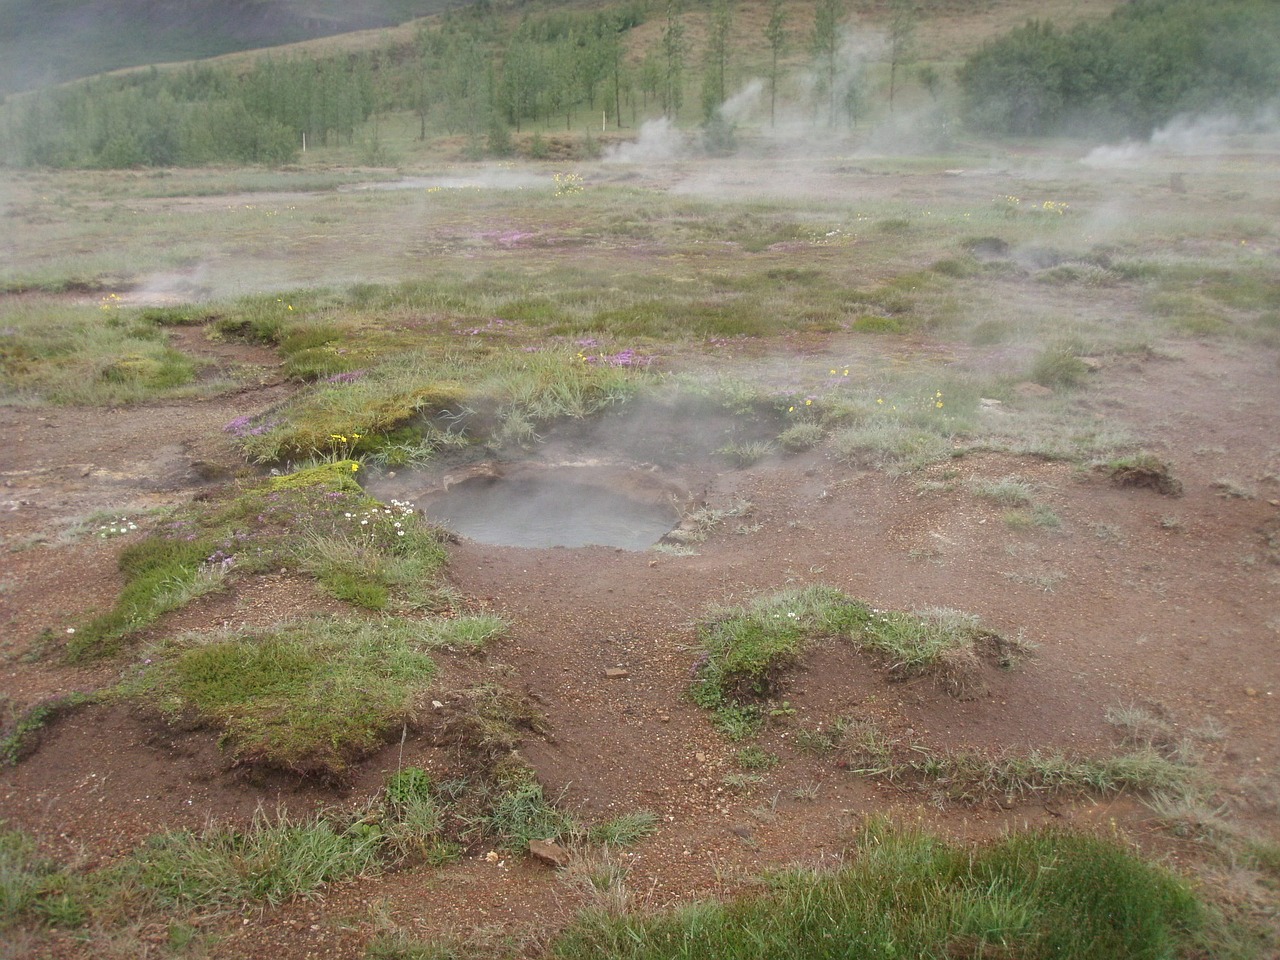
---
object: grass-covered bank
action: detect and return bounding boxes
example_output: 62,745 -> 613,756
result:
554,823 -> 1208,960
361,819 -> 1257,960
6,816 -> 1256,960
690,585 -> 1029,738
62,461 -> 451,660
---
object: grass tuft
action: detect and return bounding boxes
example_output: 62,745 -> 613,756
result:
1,692 -> 96,766
550,818 -> 1213,960
124,617 -> 441,780
479,782 -> 581,854
587,812 -> 660,848
123,809 -> 382,912
1099,454 -> 1183,496
1029,345 -> 1089,389
690,587 -> 1019,735
65,465 -> 450,659
971,476 -> 1035,507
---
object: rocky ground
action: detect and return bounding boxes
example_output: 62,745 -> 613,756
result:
2,320 -> 1278,957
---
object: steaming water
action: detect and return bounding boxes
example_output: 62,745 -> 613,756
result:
424,475 -> 678,550
346,170 -> 548,191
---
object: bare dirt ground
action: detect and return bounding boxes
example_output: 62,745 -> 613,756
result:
2,311 -> 1278,956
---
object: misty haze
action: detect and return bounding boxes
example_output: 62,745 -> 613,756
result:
1,1 -> 1278,958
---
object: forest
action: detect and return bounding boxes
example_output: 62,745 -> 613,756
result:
2,0 -> 1277,169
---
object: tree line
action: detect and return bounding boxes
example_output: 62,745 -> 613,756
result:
0,0 -> 921,168
6,0 -> 1270,168
2,56 -> 377,168
958,0 -> 1280,137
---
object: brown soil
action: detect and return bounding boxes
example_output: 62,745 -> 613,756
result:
2,323 -> 1278,958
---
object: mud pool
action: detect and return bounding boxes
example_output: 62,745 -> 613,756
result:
368,463 -> 685,550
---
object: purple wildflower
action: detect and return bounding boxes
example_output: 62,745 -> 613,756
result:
223,414 -> 253,435
583,348 -> 655,368
325,369 -> 367,384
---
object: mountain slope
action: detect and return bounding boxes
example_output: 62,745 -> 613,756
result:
0,0 -> 471,94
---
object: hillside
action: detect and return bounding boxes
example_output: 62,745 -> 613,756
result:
0,0 -> 472,94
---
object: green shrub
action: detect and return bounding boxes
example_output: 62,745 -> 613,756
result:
959,1 -> 1280,136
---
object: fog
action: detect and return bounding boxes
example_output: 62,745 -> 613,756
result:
603,117 -> 687,164
600,24 -> 962,201
345,166 -> 550,191
1082,105 -> 1280,168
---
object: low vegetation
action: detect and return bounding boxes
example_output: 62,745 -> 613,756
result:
0,298 -> 212,405
0,765 -> 657,937
1099,453 -> 1184,496
551,818 -> 1219,960
123,617 -> 471,779
64,461 -> 450,659
691,586 -> 1025,737
0,692 -> 95,766
0,810 -> 382,931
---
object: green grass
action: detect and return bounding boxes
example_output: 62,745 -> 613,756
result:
550,818 -> 1216,960
66,535 -> 228,659
478,782 -> 582,854
587,811 -> 660,848
971,476 -> 1035,507
224,330 -> 653,463
822,378 -> 982,473
1,827 -> 82,929
1029,344 -> 1090,389
1098,453 -> 1184,496
899,747 -> 1198,804
1,810 -> 381,931
0,692 -> 95,766
123,617 -> 442,779
792,710 -> 1201,806
3,753 -> 624,939
734,746 -> 779,771
3,166 -> 1267,488
690,587 -> 1017,736
64,461 -> 450,659
777,421 -> 824,452
0,297 -> 210,405
122,810 -> 383,912
716,440 -> 775,467
299,501 -> 449,612
380,767 -> 462,866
